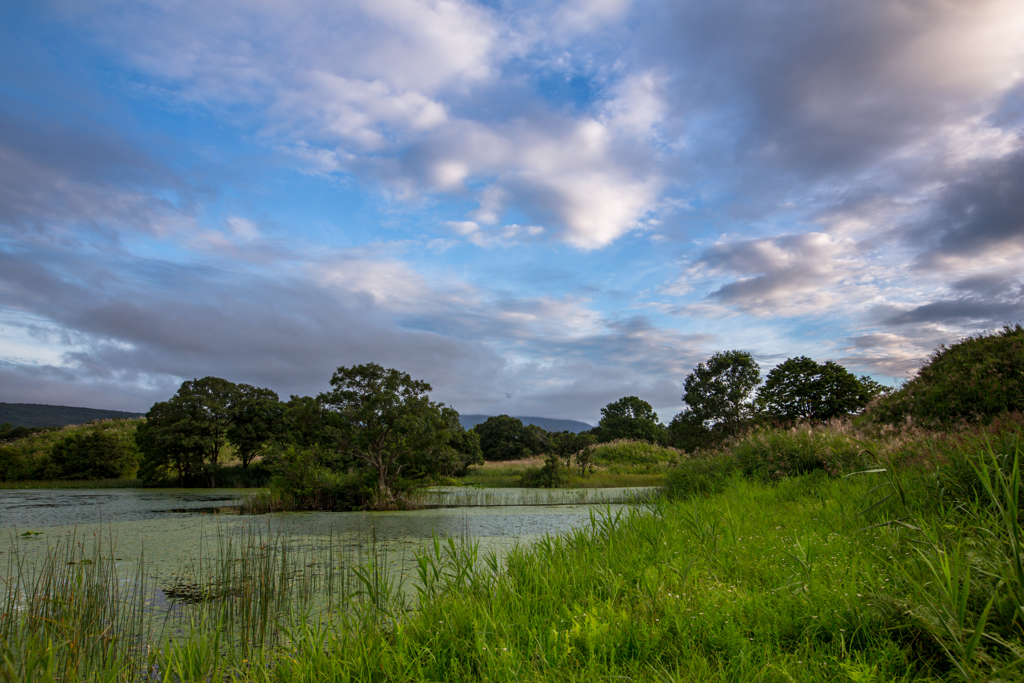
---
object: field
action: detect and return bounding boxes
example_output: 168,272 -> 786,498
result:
5,419 -> 1023,682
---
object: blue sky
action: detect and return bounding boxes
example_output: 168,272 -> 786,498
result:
2,0 -> 1023,424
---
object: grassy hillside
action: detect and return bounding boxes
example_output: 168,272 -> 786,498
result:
0,402 -> 144,428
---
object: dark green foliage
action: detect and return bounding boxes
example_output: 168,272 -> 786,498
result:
519,451 -> 566,488
871,324 -> 1024,428
211,462 -> 273,488
666,410 -> 728,453
0,404 -> 143,428
758,356 -> 887,422
473,415 -> 534,461
596,396 -> 663,443
320,363 -> 461,505
665,454 -> 738,498
136,377 -> 238,487
444,427 -> 484,476
0,445 -> 29,481
681,350 -> 761,437
732,427 -> 869,479
550,431 -> 597,469
279,394 -> 347,469
522,423 -> 551,454
50,430 -> 138,479
0,419 -> 142,483
227,384 -> 283,468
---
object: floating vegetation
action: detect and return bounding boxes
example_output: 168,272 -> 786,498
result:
417,485 -> 663,508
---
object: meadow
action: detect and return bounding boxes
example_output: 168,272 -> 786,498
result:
4,416 -> 1023,682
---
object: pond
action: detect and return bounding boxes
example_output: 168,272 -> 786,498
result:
0,487 -> 658,592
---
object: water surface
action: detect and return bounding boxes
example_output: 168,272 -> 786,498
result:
1,488 -> 645,588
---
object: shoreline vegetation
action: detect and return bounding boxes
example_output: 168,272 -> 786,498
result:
4,417 -> 1024,681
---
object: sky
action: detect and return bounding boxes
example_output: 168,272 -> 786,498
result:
1,0 -> 1022,425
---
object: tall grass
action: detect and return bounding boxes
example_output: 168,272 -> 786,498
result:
0,531 -> 153,681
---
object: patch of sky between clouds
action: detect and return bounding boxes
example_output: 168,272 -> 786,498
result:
0,311 -> 78,368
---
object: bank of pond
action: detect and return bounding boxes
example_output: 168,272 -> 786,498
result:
4,424 -> 1024,682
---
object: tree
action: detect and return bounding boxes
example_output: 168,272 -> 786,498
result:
227,384 -> 283,468
319,363 -> 460,505
597,396 -> 663,443
444,425 -> 484,476
757,356 -> 883,422
473,415 -> 533,461
551,431 -> 597,469
137,398 -> 203,486
681,350 -> 761,437
136,376 -> 238,486
666,411 -> 723,453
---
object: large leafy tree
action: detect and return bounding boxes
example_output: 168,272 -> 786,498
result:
473,415 -> 533,461
757,356 -> 883,422
681,350 -> 761,437
319,363 -> 460,504
227,384 -> 283,468
597,396 -> 662,443
136,376 -> 238,486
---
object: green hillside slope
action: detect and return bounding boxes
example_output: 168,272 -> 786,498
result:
0,403 -> 144,428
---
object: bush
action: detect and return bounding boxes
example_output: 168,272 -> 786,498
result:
518,452 -> 566,488
733,427 -> 870,479
50,430 -> 139,480
870,324 -> 1024,428
665,454 -> 738,498
0,446 -> 30,481
590,440 -> 681,466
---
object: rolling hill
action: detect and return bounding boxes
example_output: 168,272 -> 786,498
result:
0,403 -> 144,428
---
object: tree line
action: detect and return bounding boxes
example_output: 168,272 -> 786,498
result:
135,363 -> 482,506
472,352 -> 888,460
2,351 -> 887,493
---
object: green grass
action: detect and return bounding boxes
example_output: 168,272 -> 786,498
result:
460,457 -> 670,489
6,426 -> 1024,681
590,439 -> 682,466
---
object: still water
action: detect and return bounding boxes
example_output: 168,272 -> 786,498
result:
0,488 -> 651,588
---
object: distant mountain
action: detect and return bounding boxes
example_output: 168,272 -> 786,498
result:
459,414 -> 592,433
0,403 -> 144,428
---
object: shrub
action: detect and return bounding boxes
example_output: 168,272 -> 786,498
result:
870,324 -> 1024,428
519,452 -> 566,488
733,426 -> 869,479
665,454 -> 738,498
590,440 -> 681,466
50,430 -> 139,479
